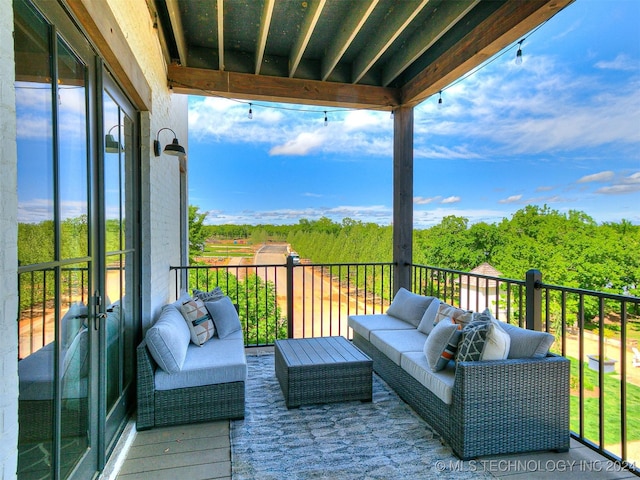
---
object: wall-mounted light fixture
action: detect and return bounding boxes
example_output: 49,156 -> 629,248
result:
154,127 -> 186,158
105,125 -> 123,153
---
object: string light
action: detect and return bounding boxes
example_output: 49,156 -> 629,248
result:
167,12 -> 559,119
515,40 -> 523,65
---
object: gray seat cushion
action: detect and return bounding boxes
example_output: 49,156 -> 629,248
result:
369,329 -> 427,365
348,314 -> 415,341
401,351 -> 455,404
154,330 -> 247,390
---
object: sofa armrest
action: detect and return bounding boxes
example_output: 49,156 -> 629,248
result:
451,354 -> 570,458
136,340 -> 157,430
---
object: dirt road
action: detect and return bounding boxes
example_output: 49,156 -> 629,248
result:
253,244 -> 374,338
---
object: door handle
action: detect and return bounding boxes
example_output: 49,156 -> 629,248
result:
95,312 -> 107,331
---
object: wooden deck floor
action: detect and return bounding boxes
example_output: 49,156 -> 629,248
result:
111,347 -> 637,479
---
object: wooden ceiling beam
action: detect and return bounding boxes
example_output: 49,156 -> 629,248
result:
255,0 -> 276,74
217,0 -> 225,71
289,0 -> 326,78
382,0 -> 480,87
168,64 -> 400,109
165,0 -> 188,66
351,0 -> 430,84
400,0 -> 575,107
321,0 -> 379,81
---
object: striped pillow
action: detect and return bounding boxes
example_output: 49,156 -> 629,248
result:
423,317 -> 463,371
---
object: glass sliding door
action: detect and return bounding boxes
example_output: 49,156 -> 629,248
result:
14,0 -> 96,478
101,80 -> 138,454
14,0 -> 140,478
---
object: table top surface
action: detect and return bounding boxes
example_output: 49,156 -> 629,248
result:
275,336 -> 371,367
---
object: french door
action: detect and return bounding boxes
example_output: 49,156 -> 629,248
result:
14,0 -> 139,478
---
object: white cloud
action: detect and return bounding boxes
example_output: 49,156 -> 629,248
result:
596,184 -> 640,195
595,54 -> 639,72
441,196 -> 461,204
577,171 -> 615,183
414,196 -> 440,205
269,131 -> 327,156
622,172 -> 640,184
189,97 -> 394,158
413,54 -> 640,157
594,172 -> 640,195
499,195 -> 523,204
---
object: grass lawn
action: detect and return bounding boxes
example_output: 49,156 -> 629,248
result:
569,355 -> 640,445
202,243 -> 254,258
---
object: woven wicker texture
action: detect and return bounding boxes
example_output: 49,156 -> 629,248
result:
136,339 -> 245,430
275,337 -> 372,408
353,331 -> 570,459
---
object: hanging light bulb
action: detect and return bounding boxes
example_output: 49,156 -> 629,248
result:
324,111 -> 328,126
437,91 -> 443,109
390,109 -> 394,120
248,103 -> 253,119
515,40 -> 523,65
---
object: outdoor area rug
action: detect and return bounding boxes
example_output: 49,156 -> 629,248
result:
231,353 -> 493,479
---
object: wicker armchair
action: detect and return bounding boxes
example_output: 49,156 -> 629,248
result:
136,339 -> 245,430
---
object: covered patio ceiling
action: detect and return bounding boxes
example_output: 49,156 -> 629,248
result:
153,0 -> 574,109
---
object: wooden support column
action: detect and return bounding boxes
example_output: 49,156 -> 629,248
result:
393,106 -> 414,294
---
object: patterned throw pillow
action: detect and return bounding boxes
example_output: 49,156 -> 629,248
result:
192,286 -> 225,302
179,298 -> 216,346
433,303 -> 473,328
456,312 -> 492,362
423,317 -> 463,371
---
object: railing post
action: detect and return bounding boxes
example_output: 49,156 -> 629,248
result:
525,269 -> 542,331
286,255 -> 294,338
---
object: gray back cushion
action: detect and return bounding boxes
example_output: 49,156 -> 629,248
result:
386,288 -> 434,328
500,322 -> 554,358
145,304 -> 191,373
205,296 -> 242,339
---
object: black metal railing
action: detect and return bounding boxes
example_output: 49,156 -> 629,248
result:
170,260 -> 395,346
18,260 -> 639,471
171,260 -> 639,472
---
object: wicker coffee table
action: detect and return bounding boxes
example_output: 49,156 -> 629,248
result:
275,336 -> 373,408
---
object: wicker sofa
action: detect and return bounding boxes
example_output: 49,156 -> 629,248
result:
136,292 -> 246,430
348,288 -> 570,460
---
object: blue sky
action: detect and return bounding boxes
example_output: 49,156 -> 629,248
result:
188,0 -> 640,229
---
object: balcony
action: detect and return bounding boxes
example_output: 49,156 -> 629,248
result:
18,257 -> 640,478
108,256 -> 637,478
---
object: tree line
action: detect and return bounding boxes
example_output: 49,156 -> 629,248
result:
198,205 -> 639,298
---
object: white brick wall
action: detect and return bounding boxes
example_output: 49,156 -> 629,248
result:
0,0 -> 19,477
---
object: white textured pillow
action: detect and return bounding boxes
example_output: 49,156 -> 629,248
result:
386,288 -> 434,327
483,318 -> 511,360
179,298 -> 216,346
